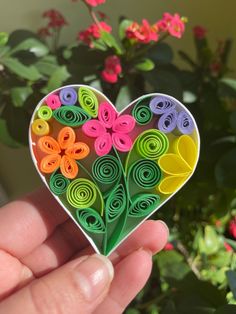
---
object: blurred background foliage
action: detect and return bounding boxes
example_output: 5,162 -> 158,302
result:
0,0 -> 236,313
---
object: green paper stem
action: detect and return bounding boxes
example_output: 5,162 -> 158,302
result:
49,171 -> 70,195
132,97 -> 153,125
38,105 -> 52,121
78,87 -> 98,118
129,159 -> 162,189
128,193 -> 161,218
76,207 -> 106,234
53,106 -> 91,127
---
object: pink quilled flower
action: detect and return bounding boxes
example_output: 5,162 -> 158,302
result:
82,102 -> 135,156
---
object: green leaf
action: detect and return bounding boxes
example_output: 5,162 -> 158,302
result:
215,148 -> 236,188
0,118 -> 21,148
100,31 -> 123,54
0,32 -> 9,46
225,238 -> 236,251
10,86 -> 33,107
91,38 -> 107,51
226,270 -> 236,299
34,55 -> 59,76
135,58 -> 155,72
214,305 -> 236,314
147,43 -> 174,64
229,111 -> 236,133
9,38 -> 49,57
8,29 -> 40,47
2,57 -> 42,81
41,66 -> 70,94
115,86 -> 132,112
204,225 -> 220,255
118,19 -> 133,40
220,78 -> 236,91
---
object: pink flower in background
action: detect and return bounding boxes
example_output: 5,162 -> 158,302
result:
193,25 -> 207,39
37,27 -> 51,38
156,13 -> 186,38
101,55 -> 122,84
229,217 -> 236,239
163,242 -> 174,251
85,0 -> 106,7
43,9 -> 68,28
126,19 -> 159,44
224,242 -> 233,252
82,102 -> 135,155
78,21 -> 112,46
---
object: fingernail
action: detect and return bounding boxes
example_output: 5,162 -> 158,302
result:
157,220 -> 169,236
74,254 -> 114,302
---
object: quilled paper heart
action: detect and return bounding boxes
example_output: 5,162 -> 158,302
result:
29,85 -> 200,256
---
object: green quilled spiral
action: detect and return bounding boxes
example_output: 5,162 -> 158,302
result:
92,155 -> 122,185
76,208 -> 105,234
136,129 -> 169,160
66,178 -> 97,209
105,184 -> 127,223
132,97 -> 153,125
78,87 -> 98,118
128,193 -> 161,218
53,106 -> 91,127
129,159 -> 162,189
49,171 -> 70,195
38,106 -> 52,121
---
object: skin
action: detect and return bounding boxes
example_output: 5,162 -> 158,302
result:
0,188 -> 168,314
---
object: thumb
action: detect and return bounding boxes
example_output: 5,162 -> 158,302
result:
0,254 -> 114,314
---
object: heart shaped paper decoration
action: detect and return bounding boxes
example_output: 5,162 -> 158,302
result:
29,85 -> 200,256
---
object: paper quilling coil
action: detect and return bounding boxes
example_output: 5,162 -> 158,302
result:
82,120 -> 106,138
136,129 -> 169,160
98,102 -> 117,128
59,87 -> 77,106
49,172 -> 70,195
149,96 -> 176,115
40,154 -> 61,174
105,184 -> 127,222
53,106 -> 91,127
78,87 -> 98,118
177,111 -> 194,134
57,127 -> 76,150
95,133 -> 113,156
132,98 -> 153,125
112,115 -> 135,133
158,176 -> 188,195
175,135 -> 197,169
76,208 -> 105,234
157,109 -> 178,133
65,142 -> 90,160
112,133 -> 133,152
66,178 -> 97,209
38,136 -> 61,154
92,155 -> 121,185
37,106 -> 53,121
32,119 -> 50,136
60,155 -> 78,179
46,94 -> 61,110
130,159 -> 162,189
128,193 -> 161,218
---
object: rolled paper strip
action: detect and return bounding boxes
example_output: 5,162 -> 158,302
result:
65,142 -> 90,160
158,154 -> 192,176
32,119 -> 50,136
105,184 -> 127,223
130,159 -> 162,189
57,127 -> 76,150
46,94 -> 61,110
60,155 -> 78,179
149,96 -> 176,115
37,106 -> 53,121
59,87 -> 77,106
128,193 -> 161,218
78,87 -> 98,118
76,208 -> 105,234
112,133 -> 133,152
40,154 -> 61,174
82,120 -> 106,138
38,136 -> 61,154
136,129 -> 169,160
157,109 -> 178,133
112,115 -> 136,134
66,178 -> 97,209
177,111 -> 194,134
92,154 -> 121,185
95,133 -> 112,156
158,175 -> 188,194
132,98 -> 153,125
53,106 -> 91,127
49,172 -> 70,195
98,102 -> 117,128
175,135 -> 197,169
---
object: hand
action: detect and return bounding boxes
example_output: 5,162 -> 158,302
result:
0,188 -> 168,314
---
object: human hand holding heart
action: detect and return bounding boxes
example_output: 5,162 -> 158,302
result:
29,85 -> 200,255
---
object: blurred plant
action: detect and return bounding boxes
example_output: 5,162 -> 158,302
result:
0,0 -> 236,312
